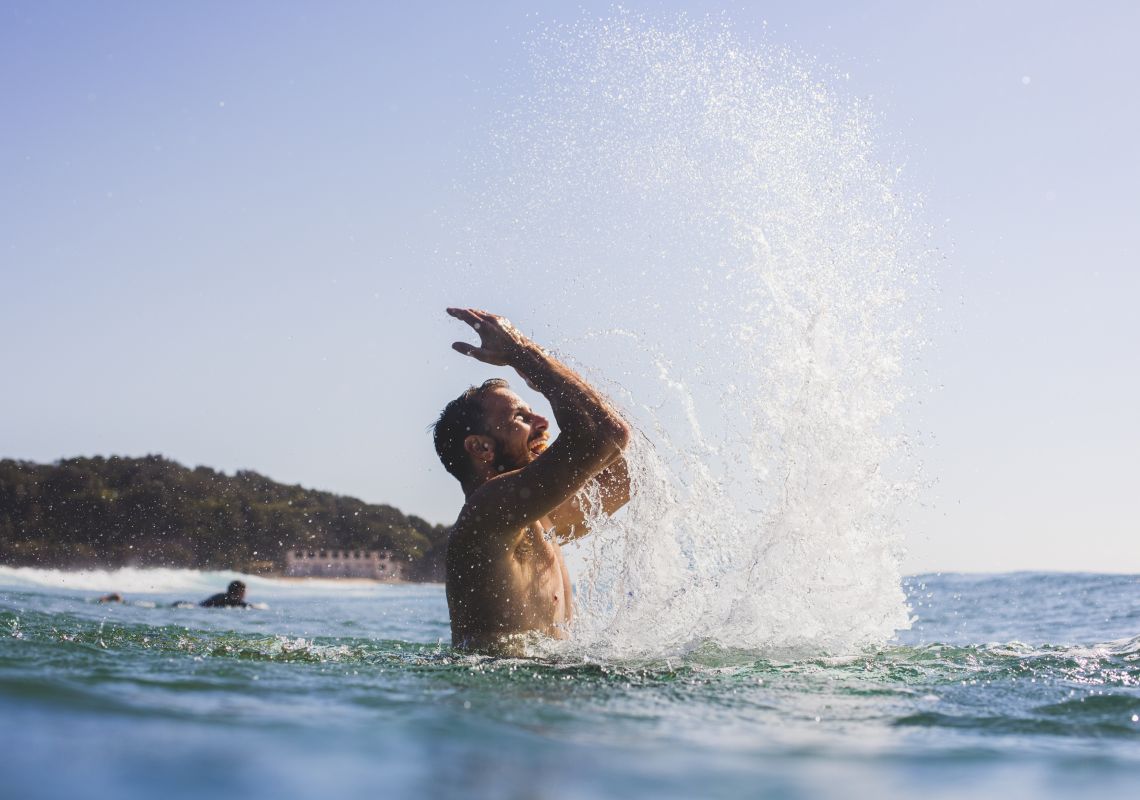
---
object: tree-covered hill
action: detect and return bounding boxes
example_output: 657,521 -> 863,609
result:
0,455 -> 448,580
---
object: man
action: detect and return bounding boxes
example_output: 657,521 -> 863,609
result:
199,580 -> 250,608
433,308 -> 631,654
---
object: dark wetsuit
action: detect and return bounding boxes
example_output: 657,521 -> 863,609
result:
199,593 -> 249,608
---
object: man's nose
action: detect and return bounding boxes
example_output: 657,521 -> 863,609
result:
534,414 -> 549,432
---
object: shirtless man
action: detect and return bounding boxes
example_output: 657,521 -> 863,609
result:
433,308 -> 631,654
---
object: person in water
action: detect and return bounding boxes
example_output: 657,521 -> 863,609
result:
199,580 -> 250,608
433,308 -> 631,654
97,592 -> 124,604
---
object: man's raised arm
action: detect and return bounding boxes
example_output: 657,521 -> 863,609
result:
447,307 -> 630,524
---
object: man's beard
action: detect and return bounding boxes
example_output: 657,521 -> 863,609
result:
492,433 -> 548,473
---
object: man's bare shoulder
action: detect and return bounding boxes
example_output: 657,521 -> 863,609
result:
448,491 -> 522,553
452,470 -> 534,529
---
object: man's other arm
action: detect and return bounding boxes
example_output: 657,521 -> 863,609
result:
548,455 -> 630,543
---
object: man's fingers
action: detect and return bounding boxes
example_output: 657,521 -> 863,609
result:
448,308 -> 517,366
452,342 -> 505,366
444,309 -> 485,328
453,342 -> 500,365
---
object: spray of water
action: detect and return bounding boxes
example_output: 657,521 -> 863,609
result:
449,12 -> 931,657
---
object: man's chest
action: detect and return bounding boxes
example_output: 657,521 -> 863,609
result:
512,518 -> 561,568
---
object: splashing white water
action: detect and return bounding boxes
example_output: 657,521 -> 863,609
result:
451,13 -> 931,657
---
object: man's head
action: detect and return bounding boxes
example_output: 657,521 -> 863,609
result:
226,580 -> 246,602
433,379 -> 550,488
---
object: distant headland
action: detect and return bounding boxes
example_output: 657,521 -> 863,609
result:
0,455 -> 447,581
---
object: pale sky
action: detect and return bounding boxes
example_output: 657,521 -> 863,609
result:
2,1 -> 1137,573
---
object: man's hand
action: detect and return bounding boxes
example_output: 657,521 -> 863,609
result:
447,307 -> 532,367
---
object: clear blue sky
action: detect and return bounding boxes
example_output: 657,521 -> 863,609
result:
2,1 -> 1137,573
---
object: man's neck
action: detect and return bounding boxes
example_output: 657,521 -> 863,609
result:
461,474 -> 490,498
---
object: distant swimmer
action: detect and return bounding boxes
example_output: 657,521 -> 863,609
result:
434,308 -> 631,654
199,580 -> 251,608
97,592 -> 124,604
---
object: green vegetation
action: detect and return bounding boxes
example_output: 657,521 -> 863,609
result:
0,455 -> 448,580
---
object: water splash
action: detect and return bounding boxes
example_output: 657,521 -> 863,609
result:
452,12 -> 932,657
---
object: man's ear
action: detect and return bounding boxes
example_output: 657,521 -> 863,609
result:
463,434 -> 495,463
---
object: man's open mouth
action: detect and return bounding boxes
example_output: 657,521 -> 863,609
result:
529,435 -> 549,454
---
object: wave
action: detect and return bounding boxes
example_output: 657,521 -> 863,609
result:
9,594 -> 1134,677
0,565 -> 247,594
0,565 -> 415,596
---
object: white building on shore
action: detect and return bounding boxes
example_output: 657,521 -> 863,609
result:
283,549 -> 406,581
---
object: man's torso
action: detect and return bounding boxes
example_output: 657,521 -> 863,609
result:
445,514 -> 572,652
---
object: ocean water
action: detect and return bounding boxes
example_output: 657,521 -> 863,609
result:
1,567 -> 1137,800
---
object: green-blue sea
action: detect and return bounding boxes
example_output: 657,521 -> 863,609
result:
2,568 -> 1137,799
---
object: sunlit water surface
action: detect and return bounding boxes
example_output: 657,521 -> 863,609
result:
2,568 -> 1138,800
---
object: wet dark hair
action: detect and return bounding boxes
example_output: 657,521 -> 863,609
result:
432,378 -> 509,483
227,580 -> 246,595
